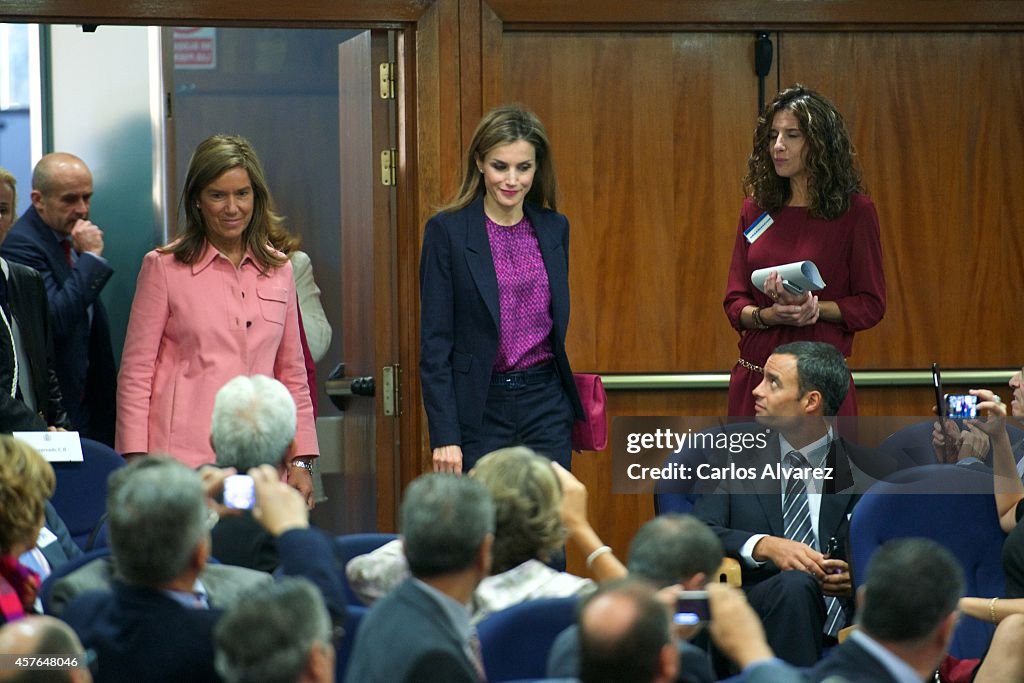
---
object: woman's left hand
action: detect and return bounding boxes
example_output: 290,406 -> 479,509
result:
286,464 -> 315,510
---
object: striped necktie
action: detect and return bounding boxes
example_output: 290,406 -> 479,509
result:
783,450 -> 844,637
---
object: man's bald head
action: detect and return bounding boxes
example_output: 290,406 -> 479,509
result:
578,579 -> 676,683
0,616 -> 92,682
30,153 -> 93,236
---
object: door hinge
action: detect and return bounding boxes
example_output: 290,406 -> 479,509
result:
378,62 -> 395,99
380,149 -> 397,187
381,364 -> 401,417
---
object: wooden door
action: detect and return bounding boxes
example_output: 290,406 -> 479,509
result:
319,30 -> 402,532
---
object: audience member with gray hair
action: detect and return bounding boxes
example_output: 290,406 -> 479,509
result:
60,457 -> 346,683
214,577 -> 335,683
346,473 -> 495,683
208,374 -> 298,571
211,374 -> 297,472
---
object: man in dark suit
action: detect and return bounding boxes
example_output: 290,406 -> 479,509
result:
61,457 -> 345,683
346,473 -> 495,683
1,153 -> 116,445
810,538 -> 963,683
695,341 -> 883,666
0,168 -> 70,433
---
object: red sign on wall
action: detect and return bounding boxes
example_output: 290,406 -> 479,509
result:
173,27 -> 217,70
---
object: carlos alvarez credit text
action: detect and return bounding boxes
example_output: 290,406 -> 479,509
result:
623,429 -> 834,482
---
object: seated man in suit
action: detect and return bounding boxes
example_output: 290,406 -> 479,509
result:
0,167 -> 70,433
695,341 -> 882,666
346,473 -> 495,683
61,457 -> 345,683
0,615 -> 92,683
213,577 -> 335,683
547,514 -> 723,683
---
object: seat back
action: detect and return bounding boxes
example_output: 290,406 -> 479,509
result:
849,464 -> 1006,659
333,532 -> 399,606
477,596 -> 580,682
336,604 -> 367,682
49,439 -> 126,550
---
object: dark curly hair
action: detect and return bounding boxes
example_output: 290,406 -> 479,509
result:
743,84 -> 864,220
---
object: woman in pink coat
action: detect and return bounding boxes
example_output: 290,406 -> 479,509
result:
117,135 -> 318,504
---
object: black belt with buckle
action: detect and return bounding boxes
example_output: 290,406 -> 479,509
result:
490,364 -> 555,390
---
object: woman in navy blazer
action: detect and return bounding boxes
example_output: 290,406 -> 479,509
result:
420,105 -> 583,472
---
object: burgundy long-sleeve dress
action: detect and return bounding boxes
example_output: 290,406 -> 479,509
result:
723,194 -> 886,416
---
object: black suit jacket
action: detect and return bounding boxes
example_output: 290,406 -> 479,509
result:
2,207 -> 115,444
809,637 -> 898,683
693,433 -> 865,587
347,578 -> 480,683
0,259 -> 71,430
419,196 -> 583,449
62,528 -> 346,683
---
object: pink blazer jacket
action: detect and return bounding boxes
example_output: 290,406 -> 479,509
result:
116,246 -> 319,467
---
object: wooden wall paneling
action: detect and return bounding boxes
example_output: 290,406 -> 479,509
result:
778,32 -> 1024,370
503,33 -> 762,372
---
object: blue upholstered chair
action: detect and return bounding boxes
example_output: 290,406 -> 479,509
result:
337,604 -> 367,682
849,464 -> 1007,659
333,532 -> 399,606
49,438 -> 126,550
477,596 -> 580,682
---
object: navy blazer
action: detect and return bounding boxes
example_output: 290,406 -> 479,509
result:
62,528 -> 346,683
346,578 -> 480,683
693,433 -> 864,587
809,636 -> 898,683
419,196 -> 583,449
1,207 -> 116,444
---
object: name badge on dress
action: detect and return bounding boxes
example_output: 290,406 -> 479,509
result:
744,212 -> 774,244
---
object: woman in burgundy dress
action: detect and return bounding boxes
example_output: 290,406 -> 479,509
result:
419,105 -> 583,473
724,85 -> 886,417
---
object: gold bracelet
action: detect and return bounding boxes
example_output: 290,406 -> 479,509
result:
990,596 -> 999,624
751,307 -> 769,330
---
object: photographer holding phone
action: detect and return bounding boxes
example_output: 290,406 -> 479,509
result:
60,457 -> 345,683
932,369 -> 1024,469
724,85 -> 886,417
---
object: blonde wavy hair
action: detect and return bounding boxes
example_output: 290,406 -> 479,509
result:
0,436 -> 55,554
472,447 -> 567,573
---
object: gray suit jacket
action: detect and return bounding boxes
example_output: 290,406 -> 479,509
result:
47,555 -> 272,616
347,578 -> 479,683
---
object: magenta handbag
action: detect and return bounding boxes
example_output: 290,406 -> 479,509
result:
571,373 -> 608,452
